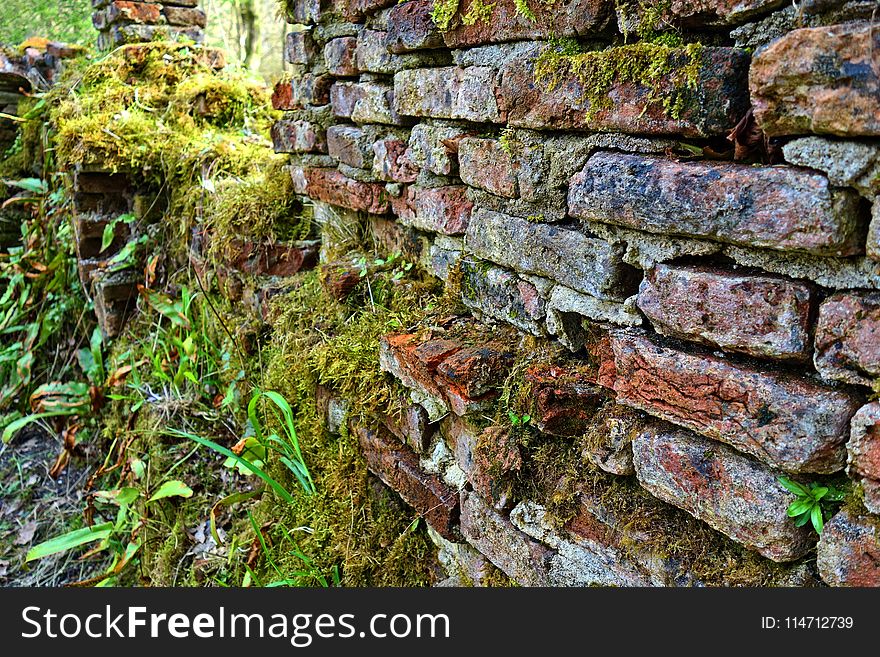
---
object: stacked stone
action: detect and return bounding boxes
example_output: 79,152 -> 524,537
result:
274,0 -> 880,586
92,0 -> 206,49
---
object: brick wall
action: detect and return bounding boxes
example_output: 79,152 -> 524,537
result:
269,0 -> 880,587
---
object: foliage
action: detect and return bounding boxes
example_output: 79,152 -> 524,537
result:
778,477 -> 846,535
0,0 -> 94,47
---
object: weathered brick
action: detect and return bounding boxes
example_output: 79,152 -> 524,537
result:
500,45 -> 750,137
523,364 -> 605,437
382,399 -> 434,453
354,28 -> 445,74
617,0 -> 785,30
323,37 -> 359,77
271,74 -> 333,110
405,123 -> 474,176
372,136 -> 418,183
637,264 -> 814,361
73,171 -> 130,194
271,118 -> 326,153
96,1 -> 163,27
302,168 -> 390,213
379,333 -> 461,420
782,136 -> 880,198
815,292 -> 880,387
633,424 -> 814,562
458,138 -> 518,199
848,402 -> 880,514
220,238 -> 318,277
610,331 -> 863,473
386,0 -> 443,53
355,424 -> 459,539
326,125 -> 372,169
350,82 -> 410,125
582,403 -> 644,476
465,207 -> 634,300
436,343 -> 514,399
441,0 -> 612,48
163,6 -> 206,27
751,23 -> 880,137
338,0 -> 396,21
569,153 -> 864,256
459,490 -> 553,586
391,185 -> 472,235
394,67 -> 503,123
330,81 -> 365,119
367,215 -> 427,262
459,261 -> 548,336
817,509 -> 880,587
285,30 -> 319,65
869,199 -> 880,262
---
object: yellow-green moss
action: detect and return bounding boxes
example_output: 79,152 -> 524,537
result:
534,40 -> 705,122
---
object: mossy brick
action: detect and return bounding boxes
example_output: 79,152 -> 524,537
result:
500,44 -> 749,137
637,263 -> 814,361
633,424 -> 815,562
219,238 -> 318,277
382,398 -> 435,453
814,292 -> 880,387
466,207 -> 634,301
394,67 -> 503,123
609,330 -> 864,474
435,342 -> 514,399
350,82 -> 412,126
569,152 -> 864,256
391,185 -> 472,235
93,1 -> 163,29
386,0 -> 444,53
751,23 -> 880,137
438,0 -> 613,48
163,6 -> 206,27
817,509 -> 880,586
354,423 -> 459,540
405,122 -> 474,177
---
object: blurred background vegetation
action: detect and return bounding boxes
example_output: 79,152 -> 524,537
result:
0,0 -> 287,81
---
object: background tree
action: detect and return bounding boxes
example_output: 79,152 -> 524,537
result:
0,0 -> 94,46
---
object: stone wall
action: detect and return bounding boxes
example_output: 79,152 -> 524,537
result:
92,1 -> 206,49
269,0 -> 880,587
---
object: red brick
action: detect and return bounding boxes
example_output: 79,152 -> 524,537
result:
355,424 -> 458,539
393,67 -> 503,123
637,264 -> 814,361
435,343 -> 514,399
338,0 -> 396,21
163,6 -> 206,27
221,238 -> 318,277
815,292 -> 880,387
523,364 -> 604,437
271,74 -> 333,110
391,185 -> 472,236
501,45 -> 749,137
633,424 -> 814,562
817,509 -> 880,587
458,138 -> 518,199
382,399 -> 434,453
302,168 -> 389,214
569,153 -> 864,256
751,23 -> 880,137
379,334 -> 461,413
609,330 -> 863,473
326,125 -> 371,169
101,1 -> 163,26
285,30 -> 318,65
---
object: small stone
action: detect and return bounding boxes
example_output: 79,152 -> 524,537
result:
814,291 -> 880,387
323,36 -> 359,77
848,402 -> 880,514
817,509 -> 880,586
391,185 -> 472,235
458,138 -> 518,199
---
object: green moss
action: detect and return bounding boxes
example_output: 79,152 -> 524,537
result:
431,0 -> 461,32
462,0 -> 496,25
534,40 -> 705,122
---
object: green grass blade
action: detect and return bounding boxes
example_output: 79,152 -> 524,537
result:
26,522 -> 114,562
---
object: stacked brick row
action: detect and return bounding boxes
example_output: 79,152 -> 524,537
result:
92,0 -> 206,49
273,0 -> 880,586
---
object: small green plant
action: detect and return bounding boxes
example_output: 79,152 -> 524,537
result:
507,410 -> 531,427
778,477 -> 846,534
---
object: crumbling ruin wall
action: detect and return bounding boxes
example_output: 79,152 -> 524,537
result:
269,0 -> 880,587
